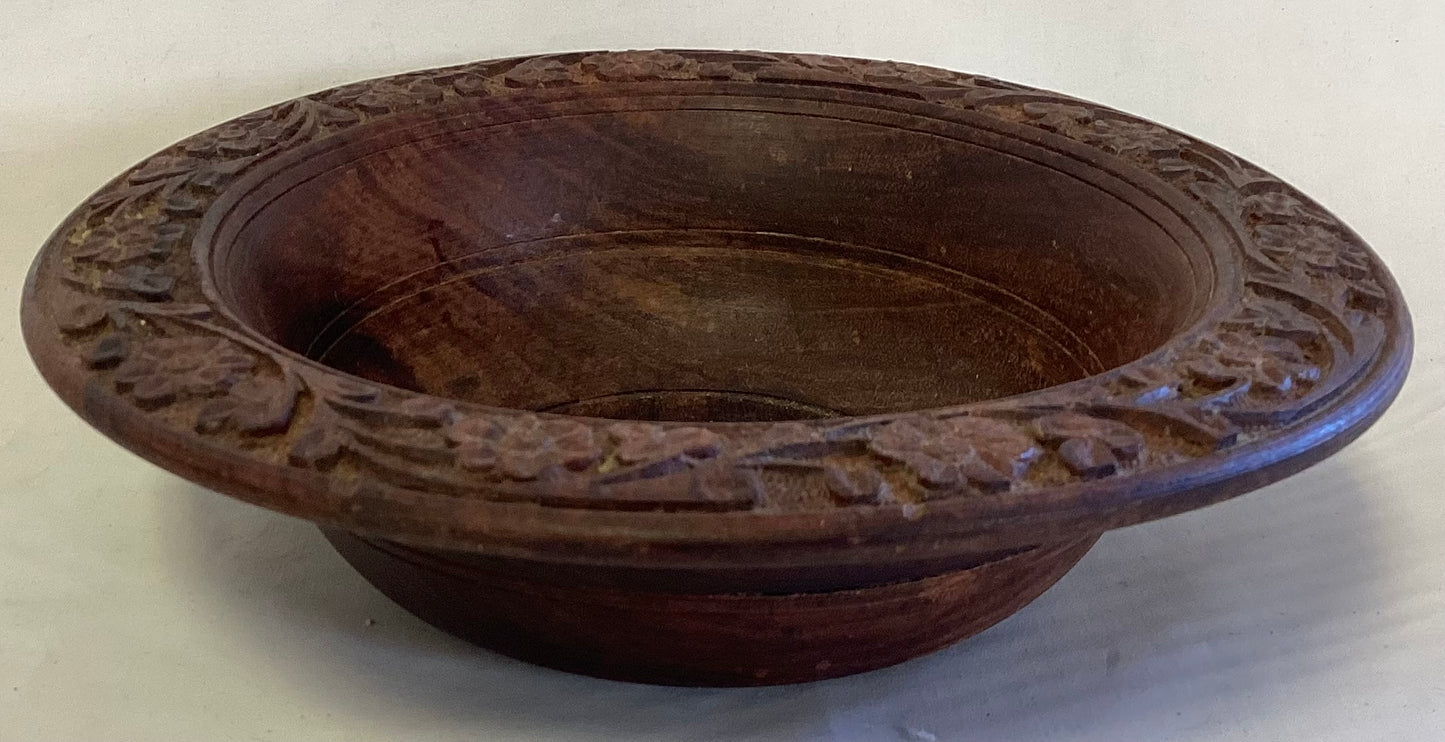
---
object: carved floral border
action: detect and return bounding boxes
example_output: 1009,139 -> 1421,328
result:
35,50 -> 1395,513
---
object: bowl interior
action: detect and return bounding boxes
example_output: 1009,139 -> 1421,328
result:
213,98 -> 1209,421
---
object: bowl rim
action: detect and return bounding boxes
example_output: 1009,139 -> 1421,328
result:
20,49 -> 1412,570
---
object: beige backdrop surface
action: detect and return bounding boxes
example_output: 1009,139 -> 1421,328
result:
1,2 -> 1441,740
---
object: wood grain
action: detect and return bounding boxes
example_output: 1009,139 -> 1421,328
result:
20,50 -> 1412,684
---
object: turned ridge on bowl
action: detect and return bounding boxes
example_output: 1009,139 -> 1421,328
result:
21,50 -> 1411,686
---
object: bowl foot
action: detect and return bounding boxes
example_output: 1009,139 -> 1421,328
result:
322,529 -> 1098,686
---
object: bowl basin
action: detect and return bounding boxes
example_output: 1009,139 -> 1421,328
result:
21,50 -> 1411,685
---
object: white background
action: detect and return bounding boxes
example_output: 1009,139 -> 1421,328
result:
2,2 -> 1442,740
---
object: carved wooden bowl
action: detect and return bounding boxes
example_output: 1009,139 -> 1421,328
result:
22,51 -> 1411,686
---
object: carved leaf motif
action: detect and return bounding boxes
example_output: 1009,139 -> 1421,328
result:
1153,155 -> 1207,182
112,336 -> 256,410
1032,412 -> 1145,457
1251,222 -> 1373,282
1184,331 -> 1320,396
501,58 -> 576,88
1221,299 -> 1323,344
444,415 -> 500,444
1096,404 -> 1240,451
1082,119 -> 1188,157
450,73 -> 492,96
1020,101 -> 1095,132
846,59 -> 973,88
195,375 -> 298,436
697,61 -> 748,80
1347,277 -> 1389,312
85,179 -> 166,221
455,441 -> 498,472
350,79 -> 445,114
127,155 -> 194,185
581,51 -> 696,81
333,394 -> 457,428
493,415 -> 602,481
69,220 -> 185,265
180,99 -> 353,173
129,375 -> 179,410
85,333 -> 128,369
1032,413 -> 1145,479
770,52 -> 1002,95
98,265 -> 175,300
314,377 -> 380,403
185,119 -> 285,158
868,415 -> 1037,493
1241,189 -> 1332,225
943,417 -> 1042,479
585,459 -> 760,511
439,414 -> 604,480
868,419 -> 953,489
53,292 -> 110,333
691,463 -> 765,508
164,192 -> 205,218
741,421 -> 839,461
441,415 -> 502,471
1056,438 -> 1121,479
609,423 -> 724,467
352,427 -> 453,464
1336,246 -> 1374,282
783,53 -> 859,75
1117,365 -> 1182,404
753,54 -> 888,89
824,465 -> 890,505
392,396 -> 457,425
288,426 -> 349,470
300,98 -> 362,127
188,156 -> 257,192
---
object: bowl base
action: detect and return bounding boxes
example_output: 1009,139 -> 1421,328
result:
321,529 -> 1098,686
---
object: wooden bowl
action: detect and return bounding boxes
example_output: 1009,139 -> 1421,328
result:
21,50 -> 1411,686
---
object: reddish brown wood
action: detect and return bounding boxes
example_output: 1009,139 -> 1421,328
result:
20,50 -> 1412,685
323,529 -> 1099,686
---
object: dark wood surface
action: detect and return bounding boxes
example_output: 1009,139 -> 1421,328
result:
324,528 -> 1099,686
20,50 -> 1412,684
